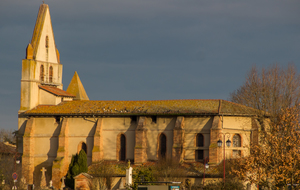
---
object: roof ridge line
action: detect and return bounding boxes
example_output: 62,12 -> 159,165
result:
86,99 -> 222,102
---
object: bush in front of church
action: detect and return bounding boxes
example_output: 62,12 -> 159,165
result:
65,150 -> 88,189
130,166 -> 156,190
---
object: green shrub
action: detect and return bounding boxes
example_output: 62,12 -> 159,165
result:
130,166 -> 156,190
65,150 -> 88,189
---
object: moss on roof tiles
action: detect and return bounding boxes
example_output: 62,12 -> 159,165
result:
220,100 -> 263,115
23,99 -> 260,116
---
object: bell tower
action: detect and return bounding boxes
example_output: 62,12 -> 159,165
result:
19,3 -> 62,113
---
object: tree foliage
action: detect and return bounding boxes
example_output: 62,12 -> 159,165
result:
230,64 -> 300,122
65,150 -> 88,189
128,165 -> 156,190
230,106 -> 300,189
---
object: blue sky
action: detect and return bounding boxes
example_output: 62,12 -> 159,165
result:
0,0 -> 300,130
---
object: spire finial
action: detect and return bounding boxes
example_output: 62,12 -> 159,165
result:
43,1 -> 44,4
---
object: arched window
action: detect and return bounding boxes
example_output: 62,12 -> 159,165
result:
77,142 -> 87,154
196,133 -> 204,147
196,133 -> 204,160
159,133 -> 167,159
233,134 -> 241,157
233,134 -> 241,147
40,65 -> 44,82
45,36 -> 49,48
120,134 -> 126,161
49,66 -> 53,83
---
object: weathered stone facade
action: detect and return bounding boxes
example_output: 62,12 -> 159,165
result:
18,4 -> 264,189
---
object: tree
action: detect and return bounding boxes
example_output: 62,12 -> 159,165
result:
131,166 -> 156,190
88,161 -> 115,190
65,150 -> 88,189
230,64 -> 300,123
0,129 -> 16,144
0,129 -> 21,190
230,106 -> 300,189
154,157 -> 187,183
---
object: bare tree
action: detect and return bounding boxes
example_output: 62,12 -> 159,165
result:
0,129 -> 16,144
0,129 -> 20,190
230,64 -> 300,122
88,161 -> 115,190
154,157 -> 187,183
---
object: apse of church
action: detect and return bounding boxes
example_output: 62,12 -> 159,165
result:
18,4 -> 261,189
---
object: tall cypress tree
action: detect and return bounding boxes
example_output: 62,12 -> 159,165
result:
65,150 -> 88,189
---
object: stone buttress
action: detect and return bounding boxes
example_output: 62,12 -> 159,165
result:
172,116 -> 185,162
22,118 -> 35,184
92,118 -> 104,162
209,116 -> 222,164
52,118 -> 69,189
134,117 -> 147,164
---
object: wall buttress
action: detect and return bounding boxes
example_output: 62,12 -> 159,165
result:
52,118 -> 69,189
92,118 -> 103,162
134,117 -> 147,164
22,118 -> 35,184
172,116 -> 185,162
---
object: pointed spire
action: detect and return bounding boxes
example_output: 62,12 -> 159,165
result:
29,3 -> 59,63
31,4 -> 48,54
66,72 -> 89,100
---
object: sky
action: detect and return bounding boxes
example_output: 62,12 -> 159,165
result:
0,0 -> 300,130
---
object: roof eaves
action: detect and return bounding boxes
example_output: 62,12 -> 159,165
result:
22,112 -> 223,117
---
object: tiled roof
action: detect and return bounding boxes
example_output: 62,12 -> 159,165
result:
24,99 -> 262,116
39,85 -> 75,97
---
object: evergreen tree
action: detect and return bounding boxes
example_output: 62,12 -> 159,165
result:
65,150 -> 88,189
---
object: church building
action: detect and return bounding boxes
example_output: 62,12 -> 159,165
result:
18,4 -> 262,189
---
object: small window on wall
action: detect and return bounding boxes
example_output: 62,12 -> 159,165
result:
159,133 -> 167,159
40,65 -> 44,82
55,117 -> 60,124
196,150 -> 204,160
151,116 -> 157,123
120,134 -> 126,161
45,36 -> 49,48
49,66 -> 53,83
131,116 -> 137,124
196,133 -> 204,147
195,133 -> 204,160
233,134 -> 241,147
